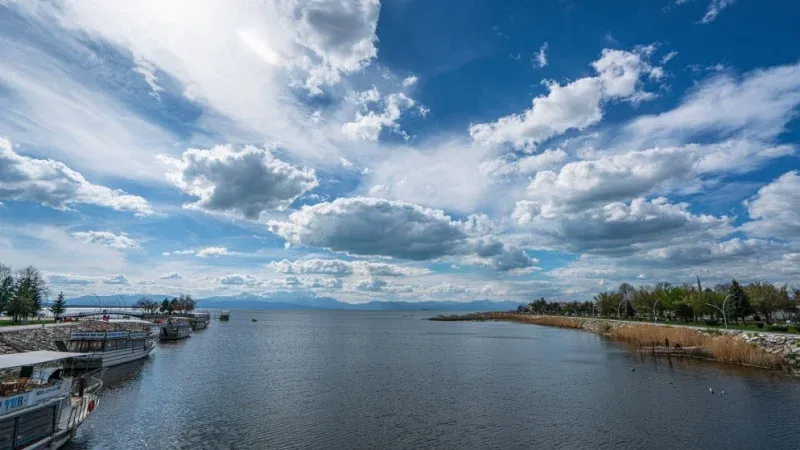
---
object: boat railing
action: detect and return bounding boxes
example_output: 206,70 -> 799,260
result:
65,369 -> 103,429
68,369 -> 105,397
66,390 -> 100,430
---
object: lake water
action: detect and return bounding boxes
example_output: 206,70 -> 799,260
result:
64,310 -> 800,449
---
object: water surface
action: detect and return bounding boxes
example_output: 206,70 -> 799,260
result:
65,311 -> 800,449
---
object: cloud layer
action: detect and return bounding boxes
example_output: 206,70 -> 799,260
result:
0,137 -> 152,215
163,145 -> 318,219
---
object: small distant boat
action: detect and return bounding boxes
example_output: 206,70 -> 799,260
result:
251,319 -> 257,322
219,310 -> 230,321
159,319 -> 192,341
0,350 -> 102,449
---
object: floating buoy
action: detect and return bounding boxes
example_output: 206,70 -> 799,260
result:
630,367 -> 635,372
709,388 -> 714,394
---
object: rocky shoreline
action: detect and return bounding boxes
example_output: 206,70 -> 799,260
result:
431,313 -> 800,375
0,321 -> 152,355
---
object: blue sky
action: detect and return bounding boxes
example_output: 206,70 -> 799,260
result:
1,0 -> 799,303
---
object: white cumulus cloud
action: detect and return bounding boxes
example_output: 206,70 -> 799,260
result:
268,197 -> 533,270
741,171 -> 800,240
162,144 -> 318,219
470,47 -> 662,151
0,137 -> 152,215
71,231 -> 139,249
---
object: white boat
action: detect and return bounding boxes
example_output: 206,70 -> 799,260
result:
57,329 -> 155,369
219,310 -> 230,321
186,312 -> 210,330
159,319 -> 192,341
0,351 -> 101,450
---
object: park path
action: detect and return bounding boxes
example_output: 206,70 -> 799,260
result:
593,316 -> 800,337
0,322 -> 77,333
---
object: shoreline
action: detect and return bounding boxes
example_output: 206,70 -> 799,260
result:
0,320 -> 152,355
431,312 -> 800,375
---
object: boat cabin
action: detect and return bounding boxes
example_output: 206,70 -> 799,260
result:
0,351 -> 99,450
159,318 -> 192,341
55,330 -> 156,370
61,330 -> 151,353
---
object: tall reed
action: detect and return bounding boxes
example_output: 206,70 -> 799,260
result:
609,324 -> 707,347
705,334 -> 785,369
432,313 -> 787,370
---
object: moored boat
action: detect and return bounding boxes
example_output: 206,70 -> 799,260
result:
159,319 -> 192,341
219,310 -> 230,321
0,351 -> 101,450
57,328 -> 155,369
187,311 -> 210,330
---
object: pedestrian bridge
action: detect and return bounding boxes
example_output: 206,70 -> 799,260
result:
63,310 -> 147,319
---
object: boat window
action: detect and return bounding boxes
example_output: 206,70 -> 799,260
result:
0,417 -> 15,449
15,405 -> 56,448
19,365 -> 34,378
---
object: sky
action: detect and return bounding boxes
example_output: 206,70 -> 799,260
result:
1,0 -> 799,303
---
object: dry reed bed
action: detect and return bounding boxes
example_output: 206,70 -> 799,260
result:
609,323 -> 707,347
433,313 -> 787,370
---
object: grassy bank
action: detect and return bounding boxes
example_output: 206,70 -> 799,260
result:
0,318 -> 55,327
431,313 -> 788,371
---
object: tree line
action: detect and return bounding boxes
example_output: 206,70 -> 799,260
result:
0,263 -> 63,322
134,294 -> 195,315
1,262 -> 198,323
519,278 -> 800,328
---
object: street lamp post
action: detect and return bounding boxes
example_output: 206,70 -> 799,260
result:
652,299 -> 661,322
706,294 -> 732,330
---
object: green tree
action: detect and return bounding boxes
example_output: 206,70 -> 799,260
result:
728,280 -> 753,325
0,264 -> 15,314
135,297 -> 159,315
746,281 -> 782,324
632,285 -> 655,319
674,303 -> 694,322
168,298 -> 177,314
789,288 -> 800,321
14,266 -> 49,315
624,299 -> 636,318
594,292 -> 618,317
183,294 -> 195,312
7,294 -> 34,322
160,298 -> 170,314
50,291 -> 67,321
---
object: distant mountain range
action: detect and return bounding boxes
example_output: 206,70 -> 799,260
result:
64,292 -> 521,312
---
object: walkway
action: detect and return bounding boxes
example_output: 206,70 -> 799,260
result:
584,316 -> 800,338
0,322 -> 77,333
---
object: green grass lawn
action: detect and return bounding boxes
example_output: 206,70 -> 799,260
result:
625,318 -> 800,334
0,318 -> 56,327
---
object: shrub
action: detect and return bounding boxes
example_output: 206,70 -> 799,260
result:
766,325 -> 788,332
704,319 -> 720,326
756,322 -> 764,329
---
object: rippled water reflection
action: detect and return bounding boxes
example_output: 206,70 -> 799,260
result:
65,311 -> 800,449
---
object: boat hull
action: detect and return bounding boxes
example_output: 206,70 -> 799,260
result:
68,343 -> 155,369
190,320 -> 208,330
159,325 -> 192,341
2,382 -> 99,450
